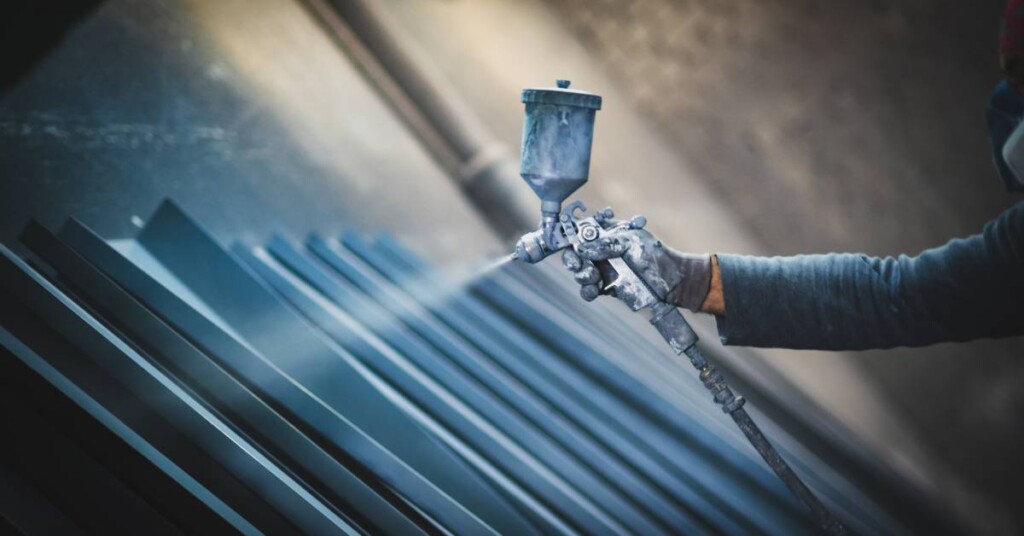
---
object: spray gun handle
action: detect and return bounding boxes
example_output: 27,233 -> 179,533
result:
564,204 -> 662,311
599,256 -> 660,310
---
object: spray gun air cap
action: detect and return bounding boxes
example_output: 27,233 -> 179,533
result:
520,79 -> 602,215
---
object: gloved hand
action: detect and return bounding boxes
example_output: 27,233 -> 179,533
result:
561,223 -> 713,312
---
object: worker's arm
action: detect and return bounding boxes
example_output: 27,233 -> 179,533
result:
699,255 -> 725,315
709,202 -> 1024,350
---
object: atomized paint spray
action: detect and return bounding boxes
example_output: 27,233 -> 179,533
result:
510,79 -> 848,535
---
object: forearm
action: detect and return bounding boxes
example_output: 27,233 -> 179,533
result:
708,253 -> 939,350
703,202 -> 1024,350
699,255 -> 725,316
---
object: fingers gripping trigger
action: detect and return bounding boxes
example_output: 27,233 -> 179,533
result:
562,249 -> 583,272
577,235 -> 631,261
563,248 -> 604,301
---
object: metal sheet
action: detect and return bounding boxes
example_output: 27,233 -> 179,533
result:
123,200 -> 526,535
54,216 -> 502,536
0,245 -> 342,535
0,319 -> 254,536
267,235 -> 712,532
0,197 -> 931,534
239,242 -> 589,534
18,220 -> 426,536
298,235 -> 703,534
263,235 -> 695,533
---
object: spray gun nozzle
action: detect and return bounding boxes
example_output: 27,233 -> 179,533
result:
513,229 -> 553,264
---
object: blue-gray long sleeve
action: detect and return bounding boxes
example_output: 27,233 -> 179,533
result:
714,202 -> 1024,350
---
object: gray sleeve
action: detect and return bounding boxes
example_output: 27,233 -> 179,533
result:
714,202 -> 1024,350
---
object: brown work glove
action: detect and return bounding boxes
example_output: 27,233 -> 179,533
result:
561,226 -> 713,312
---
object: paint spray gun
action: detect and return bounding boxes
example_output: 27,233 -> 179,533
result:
511,80 -> 846,535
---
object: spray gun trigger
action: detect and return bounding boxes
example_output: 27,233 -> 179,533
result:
604,257 -> 660,311
597,260 -> 621,294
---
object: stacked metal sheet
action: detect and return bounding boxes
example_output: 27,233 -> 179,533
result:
0,200 -> 943,535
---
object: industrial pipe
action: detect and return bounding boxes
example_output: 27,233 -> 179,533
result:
300,0 -> 536,236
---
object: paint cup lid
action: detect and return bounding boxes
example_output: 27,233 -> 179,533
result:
521,79 -> 602,110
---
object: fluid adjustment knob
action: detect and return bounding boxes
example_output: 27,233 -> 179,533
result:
580,224 -> 600,242
595,207 -> 615,224
629,215 -> 647,229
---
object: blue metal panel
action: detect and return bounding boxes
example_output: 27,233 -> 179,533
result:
267,235 -> 710,533
18,221 -> 427,536
0,244 -> 347,535
0,461 -> 86,536
345,233 -> 822,534
124,200 -> 530,535
55,217 -> 510,536
239,241 -> 615,534
0,198 -> 938,534
257,235 -> 700,534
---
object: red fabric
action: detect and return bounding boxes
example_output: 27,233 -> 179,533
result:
1001,0 -> 1024,58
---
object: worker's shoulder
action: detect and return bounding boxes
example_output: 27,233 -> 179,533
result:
989,80 -> 1024,117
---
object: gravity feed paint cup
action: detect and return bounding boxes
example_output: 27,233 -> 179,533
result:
520,79 -> 602,216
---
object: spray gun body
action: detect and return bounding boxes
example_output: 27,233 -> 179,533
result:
510,80 -> 847,534
512,79 -> 660,311
514,201 -> 661,311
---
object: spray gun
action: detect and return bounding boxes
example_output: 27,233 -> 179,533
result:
511,80 -> 847,535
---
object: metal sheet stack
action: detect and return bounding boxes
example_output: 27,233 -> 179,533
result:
0,200 -> 930,535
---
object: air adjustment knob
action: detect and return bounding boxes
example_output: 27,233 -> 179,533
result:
628,215 -> 647,229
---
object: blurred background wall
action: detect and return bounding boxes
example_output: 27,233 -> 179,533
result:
1,0 -> 1021,532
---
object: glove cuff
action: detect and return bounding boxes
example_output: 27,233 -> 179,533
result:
665,251 -> 713,312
